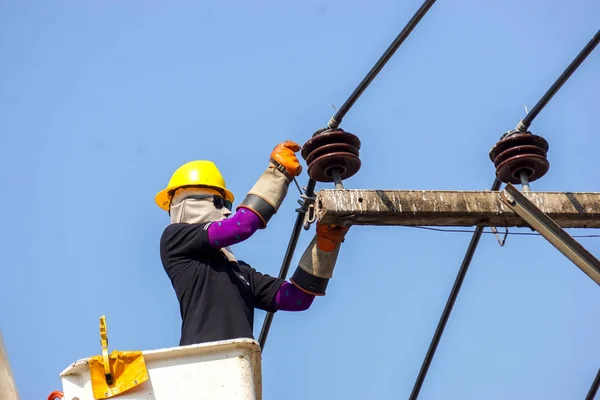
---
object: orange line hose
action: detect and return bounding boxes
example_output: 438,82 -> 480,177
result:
47,390 -> 64,400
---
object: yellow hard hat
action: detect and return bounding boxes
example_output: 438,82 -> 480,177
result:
155,160 -> 235,211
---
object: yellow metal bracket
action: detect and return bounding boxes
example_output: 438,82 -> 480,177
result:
99,316 -> 113,385
90,315 -> 149,399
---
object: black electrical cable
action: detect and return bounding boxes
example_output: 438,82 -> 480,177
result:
408,177 -> 501,400
516,29 -> 600,132
411,226 -> 600,238
328,0 -> 438,129
410,29 -> 600,400
257,0 -> 438,350
586,368 -> 600,400
258,180 -> 316,349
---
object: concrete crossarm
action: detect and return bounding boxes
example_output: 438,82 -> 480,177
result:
315,189 -> 600,228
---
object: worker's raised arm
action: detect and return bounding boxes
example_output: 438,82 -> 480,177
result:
205,140 -> 303,249
235,140 -> 303,228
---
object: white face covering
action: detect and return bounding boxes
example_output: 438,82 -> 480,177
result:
169,188 -> 231,225
169,187 -> 236,262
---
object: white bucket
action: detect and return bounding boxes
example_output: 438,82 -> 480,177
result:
60,338 -> 262,400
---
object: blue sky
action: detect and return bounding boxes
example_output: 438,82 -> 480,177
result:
1,1 -> 599,399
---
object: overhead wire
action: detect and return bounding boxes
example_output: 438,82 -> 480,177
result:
410,225 -> 600,238
586,368 -> 600,400
258,0 -> 439,350
517,29 -> 600,132
326,0 -> 438,130
408,29 -> 600,400
408,176 -> 502,400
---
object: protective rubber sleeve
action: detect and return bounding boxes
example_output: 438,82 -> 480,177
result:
236,164 -> 291,228
290,234 -> 342,296
273,281 -> 315,311
206,208 -> 262,249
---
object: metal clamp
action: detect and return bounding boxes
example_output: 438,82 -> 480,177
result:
303,203 -> 316,230
296,191 -> 317,230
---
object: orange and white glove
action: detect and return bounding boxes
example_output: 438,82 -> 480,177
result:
237,140 -> 304,228
269,140 -> 302,179
316,222 -> 350,252
290,221 -> 351,296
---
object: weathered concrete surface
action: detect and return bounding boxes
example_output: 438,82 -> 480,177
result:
315,189 -> 600,228
0,332 -> 19,400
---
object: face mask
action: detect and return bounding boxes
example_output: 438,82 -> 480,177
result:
170,188 -> 231,225
169,188 -> 237,263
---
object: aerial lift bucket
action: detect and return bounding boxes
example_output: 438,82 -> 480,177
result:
56,317 -> 263,400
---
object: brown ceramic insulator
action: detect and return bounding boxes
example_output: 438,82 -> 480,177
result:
301,128 -> 362,182
489,132 -> 550,184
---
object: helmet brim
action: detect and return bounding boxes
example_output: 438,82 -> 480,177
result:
155,186 -> 235,211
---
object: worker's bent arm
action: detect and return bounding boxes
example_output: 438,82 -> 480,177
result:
206,208 -> 262,249
273,281 -> 315,311
289,224 -> 350,296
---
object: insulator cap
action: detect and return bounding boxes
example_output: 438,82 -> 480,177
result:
301,128 -> 362,183
489,131 -> 550,184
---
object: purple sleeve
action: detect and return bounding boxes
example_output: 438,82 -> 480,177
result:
206,208 -> 262,249
207,210 -> 315,311
273,281 -> 315,311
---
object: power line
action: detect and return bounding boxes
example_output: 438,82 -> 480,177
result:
586,368 -> 600,400
257,179 -> 316,349
410,225 -> 600,238
327,0 -> 438,129
408,177 -> 502,400
408,29 -> 600,400
258,0 -> 439,350
517,29 -> 600,132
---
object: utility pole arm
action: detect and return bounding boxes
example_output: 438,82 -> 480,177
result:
315,189 -> 600,229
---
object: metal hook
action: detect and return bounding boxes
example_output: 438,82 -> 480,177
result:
303,202 -> 316,230
295,192 -> 317,230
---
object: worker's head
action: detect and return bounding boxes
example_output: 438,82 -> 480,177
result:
155,160 -> 235,224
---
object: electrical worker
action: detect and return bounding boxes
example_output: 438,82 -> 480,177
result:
156,140 -> 350,346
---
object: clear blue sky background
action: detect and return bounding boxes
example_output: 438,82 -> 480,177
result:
1,1 -> 599,399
